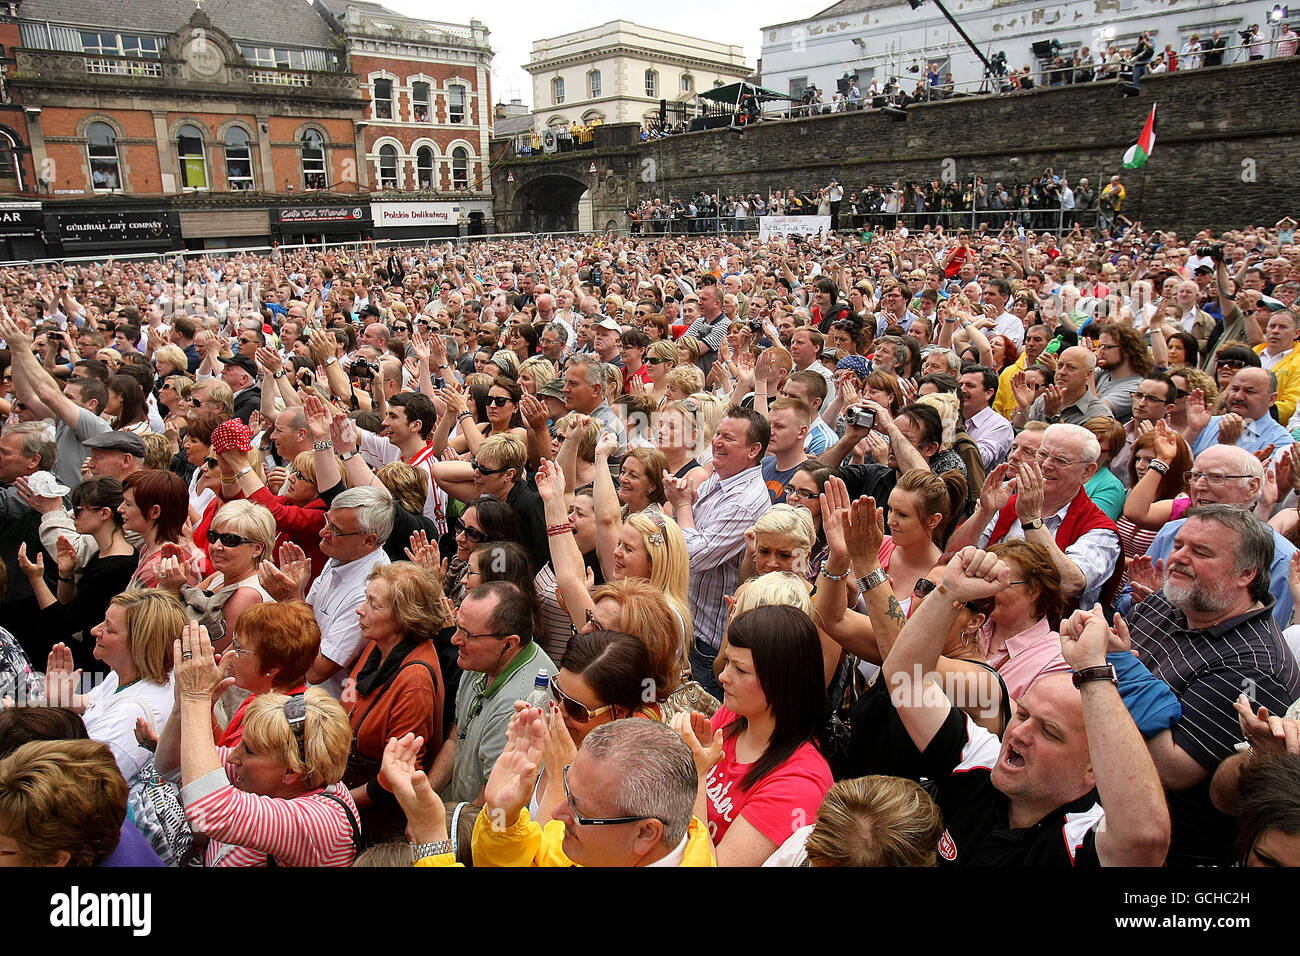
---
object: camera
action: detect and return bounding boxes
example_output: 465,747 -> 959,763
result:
1196,243 -> 1224,263
350,358 -> 378,380
847,406 -> 877,430
748,319 -> 764,334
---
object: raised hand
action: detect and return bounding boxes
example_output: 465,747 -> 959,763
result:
1217,412 -> 1245,447
381,732 -> 448,844
1233,695 -> 1300,756
534,458 -> 566,503
483,705 -> 546,827
174,622 -> 234,703
404,529 -> 444,582
819,474 -> 852,559
940,546 -> 1011,603
518,391 -> 549,432
437,384 -> 468,417
662,470 -> 695,508
1186,388 -> 1212,436
134,717 -> 159,752
1058,603 -> 1114,671
670,710 -> 724,776
593,431 -> 619,461
302,393 -> 333,441
541,706 -> 579,787
255,346 -> 283,376
1013,460 -> 1046,524
1011,371 -> 1037,410
16,542 -> 44,581
155,553 -> 192,592
978,462 -> 1015,516
844,494 -> 886,563
330,413 -> 359,455
13,476 -> 67,515
1041,383 -> 1065,418
1127,555 -> 1165,605
54,535 -> 79,578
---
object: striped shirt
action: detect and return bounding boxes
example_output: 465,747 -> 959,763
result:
680,465 -> 772,651
180,753 -> 358,867
1129,592 -> 1300,866
359,431 -> 448,536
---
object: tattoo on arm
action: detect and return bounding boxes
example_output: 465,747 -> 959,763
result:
887,594 -> 907,627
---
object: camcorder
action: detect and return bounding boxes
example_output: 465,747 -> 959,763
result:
847,406 -> 877,430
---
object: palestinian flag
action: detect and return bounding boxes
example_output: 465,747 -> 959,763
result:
1123,103 -> 1158,169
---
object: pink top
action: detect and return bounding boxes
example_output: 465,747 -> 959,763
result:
978,616 -> 1070,700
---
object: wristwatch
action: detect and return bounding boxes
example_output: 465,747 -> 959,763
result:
339,449 -> 360,461
856,567 -> 889,593
325,356 -> 338,367
1072,663 -> 1118,688
1022,516 -> 1045,531
410,840 -> 453,862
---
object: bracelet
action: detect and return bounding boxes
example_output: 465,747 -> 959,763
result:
457,411 -> 474,421
220,473 -> 237,482
313,439 -> 334,451
822,566 -> 851,582
58,575 -> 74,583
236,465 -> 253,478
546,522 -> 574,537
1148,459 -> 1170,475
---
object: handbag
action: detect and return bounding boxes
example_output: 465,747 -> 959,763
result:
127,760 -> 200,867
659,669 -> 720,722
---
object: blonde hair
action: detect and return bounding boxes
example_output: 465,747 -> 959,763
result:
914,392 -> 960,448
476,432 -> 528,475
141,432 -> 174,470
647,340 -> 679,365
193,378 -> 235,415
369,562 -> 453,633
733,571 -> 813,617
688,392 -> 727,445
591,578 -> 689,698
519,356 -> 556,391
376,461 -> 427,515
664,364 -> 705,396
554,413 -> 604,461
153,344 -> 189,373
240,688 -> 351,789
803,776 -> 942,867
211,499 -> 276,564
488,349 -> 520,378
109,589 -> 185,685
625,511 -> 689,608
753,504 -> 815,553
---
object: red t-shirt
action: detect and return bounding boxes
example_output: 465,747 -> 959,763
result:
705,706 -> 833,847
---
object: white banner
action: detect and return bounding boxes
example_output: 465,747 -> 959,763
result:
758,215 -> 831,240
370,202 -> 459,227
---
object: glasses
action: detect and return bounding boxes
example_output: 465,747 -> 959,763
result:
393,325 -> 409,333
454,623 -> 511,642
323,519 -> 367,537
1217,360 -> 1246,371
207,529 -> 255,548
912,578 -> 994,615
203,456 -> 219,469
189,398 -> 205,408
1034,449 -> 1078,468
471,460 -> 510,476
486,395 -> 513,407
562,764 -> 658,827
228,633 -> 249,658
788,486 -> 820,501
549,674 -> 615,724
1185,471 -> 1255,486
459,523 -> 487,543
646,356 -> 671,365
1133,390 -> 1172,405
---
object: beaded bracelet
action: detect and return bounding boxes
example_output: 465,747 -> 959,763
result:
546,522 -> 574,537
822,567 -> 851,582
1148,459 -> 1170,476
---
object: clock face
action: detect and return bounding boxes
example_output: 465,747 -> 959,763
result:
187,40 -> 223,77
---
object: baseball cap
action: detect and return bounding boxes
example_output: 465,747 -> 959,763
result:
538,379 -> 566,401
594,317 -> 622,333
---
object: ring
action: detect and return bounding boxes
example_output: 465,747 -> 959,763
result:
181,651 -> 194,660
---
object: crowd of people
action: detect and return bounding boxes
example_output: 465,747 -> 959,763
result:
1,212 -> 1299,870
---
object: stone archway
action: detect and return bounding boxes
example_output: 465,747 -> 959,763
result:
512,173 -> 589,234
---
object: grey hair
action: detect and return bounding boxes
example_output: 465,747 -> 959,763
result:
582,719 -> 697,847
1183,504 -> 1275,604
278,405 -> 307,432
2,422 -> 56,471
331,486 -> 394,544
926,347 -> 961,374
544,322 -> 568,342
566,353 -> 605,388
1043,422 -> 1101,464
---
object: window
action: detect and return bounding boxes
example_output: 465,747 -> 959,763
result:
552,77 -> 565,104
589,70 -> 601,98
80,32 -> 162,57
224,127 -> 253,191
0,131 -> 20,189
178,124 -> 208,190
681,74 -> 694,93
87,122 -> 121,191
241,46 -> 276,67
452,147 -> 468,190
448,85 -> 466,124
379,144 -> 398,189
416,146 -> 434,188
373,78 -> 393,120
302,129 -> 326,189
80,32 -> 117,55
788,77 -> 808,100
412,81 -> 430,122
645,69 -> 657,97
121,36 -> 161,58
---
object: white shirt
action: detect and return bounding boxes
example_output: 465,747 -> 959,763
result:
1258,346 -> 1293,372
83,671 -> 176,785
993,310 -> 1026,347
307,548 -> 390,699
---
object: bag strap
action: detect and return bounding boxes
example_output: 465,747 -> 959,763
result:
353,659 -> 440,748
266,786 -> 361,867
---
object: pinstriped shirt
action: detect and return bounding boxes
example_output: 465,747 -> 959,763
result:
1129,591 -> 1300,865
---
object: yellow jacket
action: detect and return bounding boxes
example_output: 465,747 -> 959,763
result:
1254,343 -> 1300,426
415,808 -> 716,867
993,353 -> 1029,420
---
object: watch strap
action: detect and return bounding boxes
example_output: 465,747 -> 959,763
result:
1072,664 -> 1118,688
856,567 -> 889,593
1022,516 -> 1045,531
410,840 -> 453,862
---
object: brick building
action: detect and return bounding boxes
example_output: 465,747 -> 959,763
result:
315,0 -> 495,236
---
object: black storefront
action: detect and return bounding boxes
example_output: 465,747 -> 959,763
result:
272,204 -> 372,247
46,208 -> 180,257
0,202 -> 46,262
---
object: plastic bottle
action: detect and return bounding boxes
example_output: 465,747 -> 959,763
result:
1045,334 -> 1064,355
524,669 -> 550,710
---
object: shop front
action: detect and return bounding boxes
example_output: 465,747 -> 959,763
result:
0,201 -> 45,262
179,209 -> 273,251
273,205 -> 372,247
48,208 -> 180,257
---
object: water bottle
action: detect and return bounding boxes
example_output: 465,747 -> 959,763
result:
524,669 -> 550,711
1045,334 -> 1064,355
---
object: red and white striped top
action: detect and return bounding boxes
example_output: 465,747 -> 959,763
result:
182,752 -> 357,868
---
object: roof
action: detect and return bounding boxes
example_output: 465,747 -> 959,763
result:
494,112 -> 533,136
16,0 -> 338,47
763,0 -> 897,30
699,81 -> 790,103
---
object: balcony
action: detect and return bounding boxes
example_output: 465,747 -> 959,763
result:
84,57 -> 164,78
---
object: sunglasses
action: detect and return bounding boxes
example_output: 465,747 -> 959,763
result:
459,523 -> 487,543
646,356 -> 671,365
207,529 -> 255,548
549,673 -> 615,724
486,395 -> 513,407
912,578 -> 994,615
471,460 -> 510,476
203,456 -> 219,469
562,764 -> 658,827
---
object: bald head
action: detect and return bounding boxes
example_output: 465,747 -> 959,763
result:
1222,366 -> 1276,422
1188,444 -> 1263,507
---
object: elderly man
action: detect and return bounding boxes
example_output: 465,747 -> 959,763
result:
1124,443 -> 1297,629
1186,366 -> 1293,461
1013,346 -> 1113,428
560,354 -> 626,446
665,406 -> 772,696
881,545 -> 1170,866
259,486 -> 392,699
960,364 -> 1014,470
1126,504 -> 1300,866
268,405 -> 313,468
591,317 -> 623,368
1252,307 -> 1300,427
0,421 -> 58,646
429,582 -> 555,805
82,431 -> 144,480
949,422 -> 1120,607
218,354 -> 261,425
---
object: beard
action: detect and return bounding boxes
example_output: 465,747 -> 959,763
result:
1163,563 -> 1238,615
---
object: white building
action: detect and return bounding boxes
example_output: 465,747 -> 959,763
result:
762,0 -> 1276,101
524,20 -> 751,131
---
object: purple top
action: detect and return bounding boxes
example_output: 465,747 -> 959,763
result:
98,820 -> 164,867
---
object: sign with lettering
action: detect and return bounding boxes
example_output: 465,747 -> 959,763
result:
758,215 -> 831,240
57,212 -> 172,244
371,202 -> 459,227
277,206 -> 370,224
0,204 -> 43,234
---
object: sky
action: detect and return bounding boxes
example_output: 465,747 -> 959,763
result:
380,0 -> 821,108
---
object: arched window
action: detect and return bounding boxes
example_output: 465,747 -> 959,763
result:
177,124 -> 208,190
451,147 -> 468,190
373,78 -> 393,119
588,69 -> 601,98
416,146 -> 434,188
88,122 -> 122,191
412,81 -> 431,122
301,129 -> 327,189
379,144 -> 399,189
644,69 -> 658,97
0,131 -> 21,190
223,126 -> 253,191
448,85 -> 466,124
552,77 -> 565,105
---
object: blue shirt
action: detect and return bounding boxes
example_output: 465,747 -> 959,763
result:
1085,466 -> 1126,521
1191,413 -> 1294,462
805,418 -> 836,456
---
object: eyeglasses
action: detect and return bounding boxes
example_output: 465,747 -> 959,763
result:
471,460 -> 510,476
1185,471 -> 1255,486
562,764 -> 659,827
454,623 -> 511,642
486,395 -> 513,407
458,523 -> 487,543
912,577 -> 994,615
788,486 -> 820,501
1034,449 -> 1078,468
549,674 -> 615,724
323,519 -> 367,537
1133,390 -> 1172,405
207,529 -> 256,548
228,633 -> 249,658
